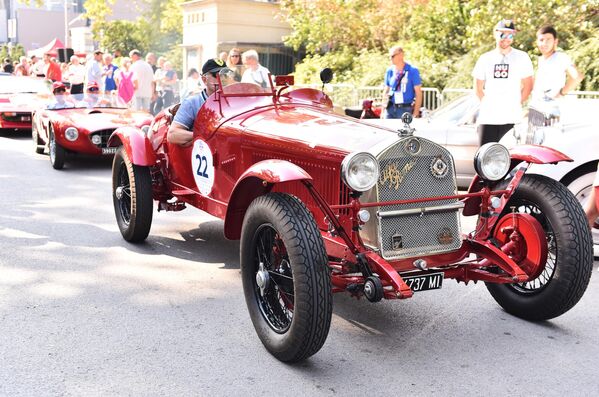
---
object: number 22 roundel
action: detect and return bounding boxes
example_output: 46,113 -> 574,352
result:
191,139 -> 215,196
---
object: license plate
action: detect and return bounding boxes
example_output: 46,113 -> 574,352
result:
402,272 -> 444,292
102,147 -> 117,155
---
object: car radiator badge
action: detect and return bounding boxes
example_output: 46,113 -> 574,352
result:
380,159 -> 417,190
392,233 -> 403,250
437,227 -> 454,245
430,156 -> 449,179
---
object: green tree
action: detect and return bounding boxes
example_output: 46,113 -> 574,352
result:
283,0 -> 599,91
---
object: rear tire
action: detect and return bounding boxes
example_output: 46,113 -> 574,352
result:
49,127 -> 65,169
240,193 -> 332,362
112,147 -> 153,242
486,174 -> 593,321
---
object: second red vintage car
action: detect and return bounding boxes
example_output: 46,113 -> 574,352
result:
32,93 -> 152,169
0,76 -> 50,132
108,70 -> 593,362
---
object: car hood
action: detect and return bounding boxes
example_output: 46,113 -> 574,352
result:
236,105 -> 401,155
56,108 -> 151,131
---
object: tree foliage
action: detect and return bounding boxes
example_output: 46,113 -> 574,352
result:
282,0 -> 598,90
83,0 -> 183,69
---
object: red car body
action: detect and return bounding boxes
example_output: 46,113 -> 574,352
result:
109,74 -> 593,362
0,76 -> 50,131
32,99 -> 152,169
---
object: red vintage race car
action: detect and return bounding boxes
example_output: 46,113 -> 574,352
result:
0,76 -> 51,132
32,93 -> 152,169
108,70 -> 593,362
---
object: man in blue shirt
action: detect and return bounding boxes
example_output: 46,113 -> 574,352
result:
381,46 -> 423,119
167,58 -> 228,146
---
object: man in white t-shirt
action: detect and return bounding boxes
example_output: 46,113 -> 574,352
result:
531,25 -> 584,103
129,49 -> 155,112
472,20 -> 533,145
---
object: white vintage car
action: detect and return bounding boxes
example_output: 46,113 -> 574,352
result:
369,94 -> 599,254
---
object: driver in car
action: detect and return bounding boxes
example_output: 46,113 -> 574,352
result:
47,82 -> 74,110
77,82 -> 109,108
167,58 -> 232,146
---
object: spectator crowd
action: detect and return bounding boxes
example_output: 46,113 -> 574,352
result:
2,46 -> 271,116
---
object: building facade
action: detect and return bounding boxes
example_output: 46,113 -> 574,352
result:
0,0 -> 144,53
181,0 -> 299,76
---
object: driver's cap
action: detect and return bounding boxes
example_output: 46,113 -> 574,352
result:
202,58 -> 228,75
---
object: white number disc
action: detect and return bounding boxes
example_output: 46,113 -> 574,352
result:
191,139 -> 214,196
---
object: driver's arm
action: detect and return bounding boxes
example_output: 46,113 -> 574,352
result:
168,122 -> 194,147
167,97 -> 197,147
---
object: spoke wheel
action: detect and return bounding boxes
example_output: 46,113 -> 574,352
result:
112,147 -> 153,242
49,127 -> 65,169
486,174 -> 593,321
254,225 -> 295,333
241,193 -> 332,362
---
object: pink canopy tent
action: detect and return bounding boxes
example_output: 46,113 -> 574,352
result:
27,38 -> 65,58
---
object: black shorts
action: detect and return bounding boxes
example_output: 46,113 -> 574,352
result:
477,124 -> 514,146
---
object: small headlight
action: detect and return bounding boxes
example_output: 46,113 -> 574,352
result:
474,143 -> 510,181
65,127 -> 78,141
141,125 -> 150,135
341,152 -> 379,192
91,134 -> 102,145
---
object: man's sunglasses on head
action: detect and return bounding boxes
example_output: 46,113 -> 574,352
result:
88,87 -> 99,92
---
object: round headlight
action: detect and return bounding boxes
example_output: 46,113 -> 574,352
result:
341,152 -> 379,192
91,134 -> 102,145
474,143 -> 510,181
141,125 -> 150,135
64,127 -> 78,142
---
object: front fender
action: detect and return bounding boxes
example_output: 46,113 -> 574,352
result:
463,144 -> 572,216
108,126 -> 156,166
223,160 -> 313,239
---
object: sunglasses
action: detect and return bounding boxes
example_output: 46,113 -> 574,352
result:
87,87 -> 99,92
499,32 -> 515,40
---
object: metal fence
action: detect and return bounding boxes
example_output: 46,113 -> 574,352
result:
313,85 -> 599,111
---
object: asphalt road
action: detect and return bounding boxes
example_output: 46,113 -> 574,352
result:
1,130 -> 598,396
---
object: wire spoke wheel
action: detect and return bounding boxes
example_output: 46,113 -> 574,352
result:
241,193 -> 332,362
111,147 -> 153,242
253,224 -> 294,333
485,174 -> 593,321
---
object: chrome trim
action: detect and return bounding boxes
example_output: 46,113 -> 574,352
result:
378,201 -> 465,218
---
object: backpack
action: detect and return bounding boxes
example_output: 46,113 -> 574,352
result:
118,71 -> 135,104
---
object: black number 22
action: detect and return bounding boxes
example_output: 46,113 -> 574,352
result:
195,154 -> 208,178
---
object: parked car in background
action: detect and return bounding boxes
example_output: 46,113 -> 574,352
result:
107,70 -> 592,362
369,94 -> 599,255
32,93 -> 152,170
0,76 -> 51,132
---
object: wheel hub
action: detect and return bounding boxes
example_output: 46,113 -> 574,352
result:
115,186 -> 124,200
256,262 -> 270,296
494,212 -> 548,280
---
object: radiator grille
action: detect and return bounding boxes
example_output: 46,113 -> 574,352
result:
373,137 -> 462,260
89,129 -> 115,148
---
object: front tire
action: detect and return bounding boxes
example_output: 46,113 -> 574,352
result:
486,174 -> 593,321
112,147 -> 153,242
240,193 -> 332,362
32,121 -> 44,154
49,127 -> 65,169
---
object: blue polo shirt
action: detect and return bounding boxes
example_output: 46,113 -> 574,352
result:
173,90 -> 209,130
384,63 -> 422,105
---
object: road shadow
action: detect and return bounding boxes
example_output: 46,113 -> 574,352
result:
0,129 -> 31,139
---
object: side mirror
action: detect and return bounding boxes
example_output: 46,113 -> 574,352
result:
320,68 -> 333,84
